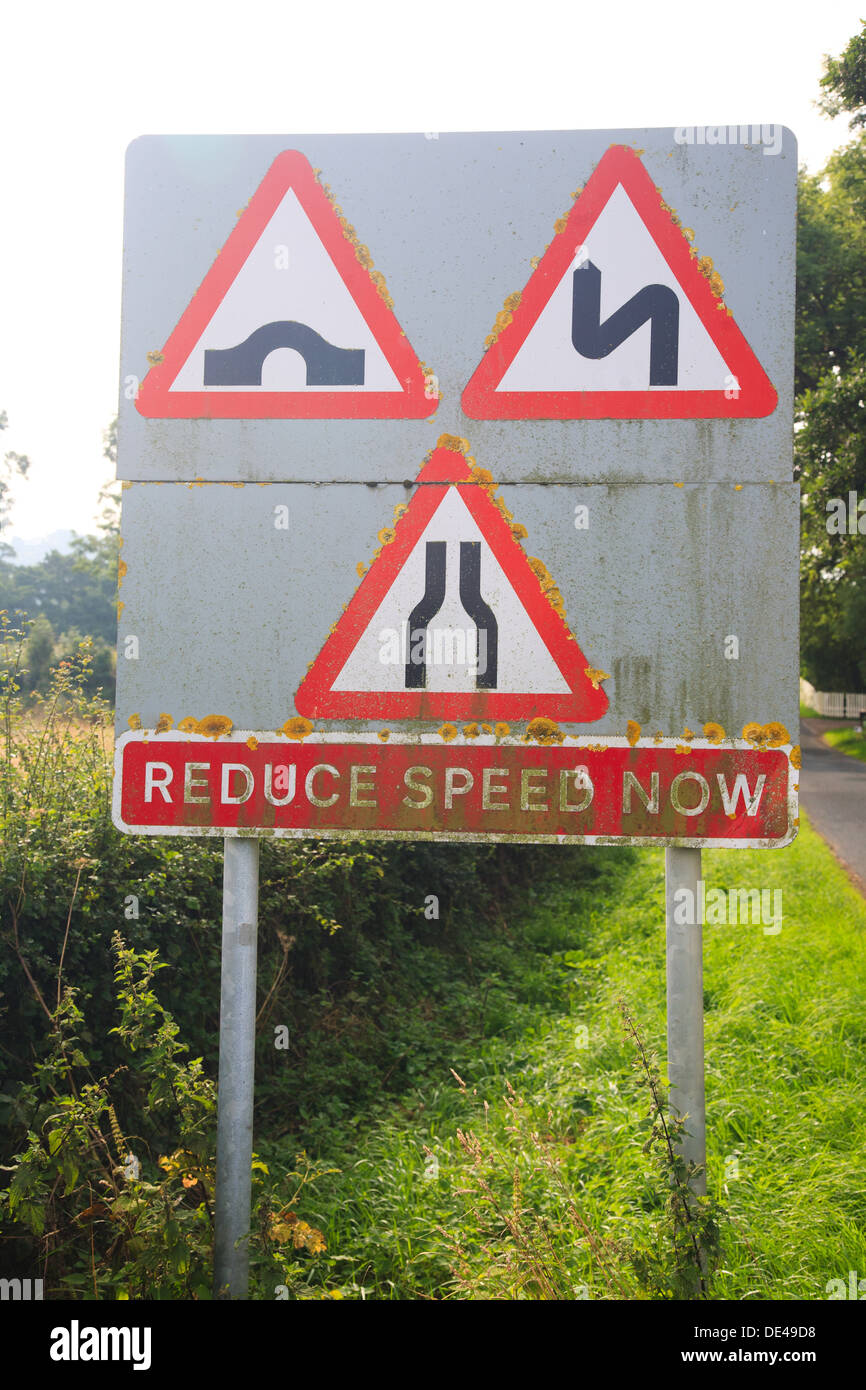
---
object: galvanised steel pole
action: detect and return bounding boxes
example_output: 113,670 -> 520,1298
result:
214,836 -> 260,1298
664,845 -> 706,1196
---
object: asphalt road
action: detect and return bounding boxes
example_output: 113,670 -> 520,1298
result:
799,719 -> 866,893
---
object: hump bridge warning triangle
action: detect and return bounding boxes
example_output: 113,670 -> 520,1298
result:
461,144 -> 777,420
136,150 -> 437,419
294,441 -> 610,722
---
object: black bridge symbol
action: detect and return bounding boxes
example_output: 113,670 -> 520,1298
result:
404,541 -> 498,690
203,321 -> 365,387
571,261 -> 679,386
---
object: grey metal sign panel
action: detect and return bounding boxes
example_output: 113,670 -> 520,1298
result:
118,128 -> 796,485
115,477 -> 798,740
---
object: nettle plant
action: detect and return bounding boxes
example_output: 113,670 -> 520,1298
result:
2,933 -> 337,1299
2,934 -> 217,1298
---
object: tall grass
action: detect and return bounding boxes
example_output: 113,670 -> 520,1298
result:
271,815 -> 866,1300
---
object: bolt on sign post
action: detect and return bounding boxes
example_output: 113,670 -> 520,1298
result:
114,128 -> 798,1295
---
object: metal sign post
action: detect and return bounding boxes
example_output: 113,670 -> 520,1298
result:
213,838 -> 260,1298
665,846 -> 706,1196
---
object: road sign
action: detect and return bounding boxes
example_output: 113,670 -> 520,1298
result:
461,145 -> 777,420
294,441 -> 609,722
135,151 -> 434,420
112,452 -> 799,846
119,129 -> 796,484
115,129 -> 799,849
114,730 -> 794,846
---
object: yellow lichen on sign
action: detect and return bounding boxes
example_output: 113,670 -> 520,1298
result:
584,667 -> 610,691
197,715 -> 233,740
626,720 -> 641,747
316,171 -> 394,307
742,721 -> 790,749
525,716 -> 565,745
437,433 -> 471,455
281,716 -> 314,742
483,292 -> 522,349
764,722 -> 790,748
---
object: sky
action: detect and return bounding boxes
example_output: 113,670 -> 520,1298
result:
0,0 -> 863,542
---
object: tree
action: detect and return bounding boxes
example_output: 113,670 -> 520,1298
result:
795,136 -> 866,395
0,410 -> 30,560
0,416 -> 120,676
796,22 -> 866,689
0,540 -> 118,649
21,615 -> 56,692
818,20 -> 866,128
797,362 -> 866,689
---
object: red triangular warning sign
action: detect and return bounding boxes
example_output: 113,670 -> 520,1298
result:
461,145 -> 777,421
135,150 -> 437,419
294,441 -> 610,723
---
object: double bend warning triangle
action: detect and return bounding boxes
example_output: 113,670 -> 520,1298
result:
136,151 -> 434,419
295,442 -> 609,723
462,145 -> 777,420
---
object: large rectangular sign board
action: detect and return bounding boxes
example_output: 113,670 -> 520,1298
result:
114,128 -> 799,846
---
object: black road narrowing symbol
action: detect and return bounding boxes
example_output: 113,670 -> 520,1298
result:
571,260 -> 679,386
203,321 -> 366,387
404,541 -> 498,690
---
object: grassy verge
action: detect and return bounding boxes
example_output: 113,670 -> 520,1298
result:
275,812 -> 866,1301
823,727 -> 866,763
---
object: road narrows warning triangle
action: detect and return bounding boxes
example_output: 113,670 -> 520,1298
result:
461,145 -> 777,421
294,441 -> 610,722
135,151 -> 437,419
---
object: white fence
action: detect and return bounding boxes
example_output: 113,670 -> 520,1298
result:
800,678 -> 866,718
812,691 -> 866,719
